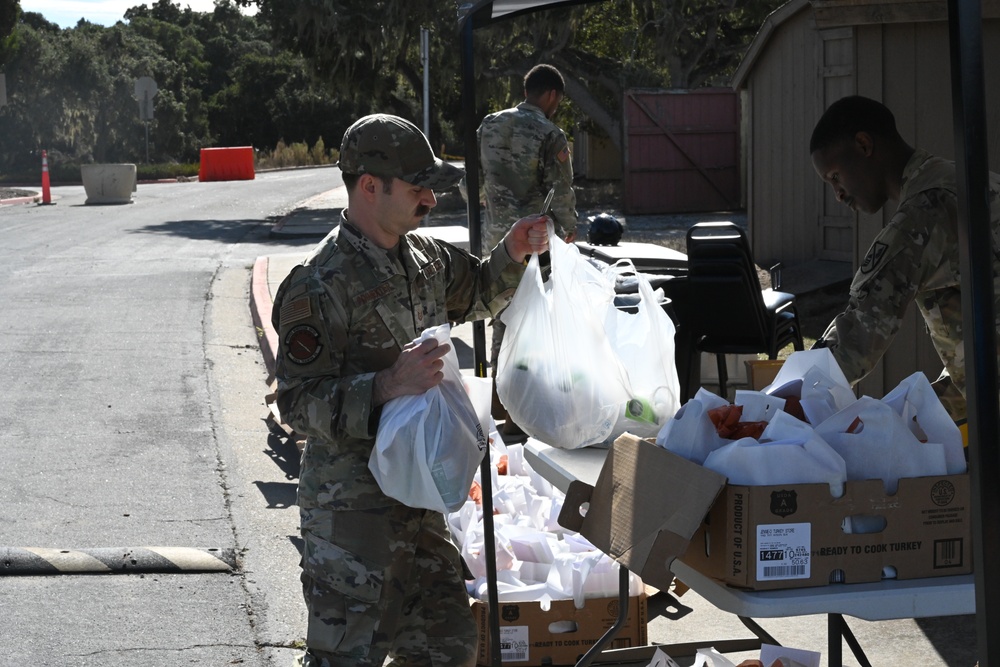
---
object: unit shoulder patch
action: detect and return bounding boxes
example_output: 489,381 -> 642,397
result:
284,324 -> 323,365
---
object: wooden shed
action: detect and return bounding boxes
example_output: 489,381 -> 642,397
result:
732,0 -> 1000,398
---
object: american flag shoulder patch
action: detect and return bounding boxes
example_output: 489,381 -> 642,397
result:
280,296 -> 312,324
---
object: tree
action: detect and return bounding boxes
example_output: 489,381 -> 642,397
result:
0,0 -> 349,174
247,0 -> 782,153
0,0 -> 20,65
247,0 -> 460,150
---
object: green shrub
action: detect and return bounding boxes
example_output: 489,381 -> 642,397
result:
256,138 -> 337,170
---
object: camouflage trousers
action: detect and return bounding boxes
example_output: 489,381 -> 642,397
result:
298,504 -> 478,667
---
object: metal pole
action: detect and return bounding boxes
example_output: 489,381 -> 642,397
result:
947,0 -> 1000,664
421,27 -> 431,139
461,16 -> 501,666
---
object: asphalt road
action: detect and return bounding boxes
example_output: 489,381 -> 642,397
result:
0,168 -> 335,666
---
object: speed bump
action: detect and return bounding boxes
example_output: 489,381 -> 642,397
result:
0,547 -> 237,575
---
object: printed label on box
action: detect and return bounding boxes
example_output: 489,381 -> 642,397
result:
498,626 -> 529,662
756,523 -> 811,581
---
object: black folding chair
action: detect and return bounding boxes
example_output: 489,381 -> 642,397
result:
684,221 -> 804,398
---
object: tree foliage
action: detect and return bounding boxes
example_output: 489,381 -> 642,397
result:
247,0 -> 783,151
0,0 -> 20,64
1,0 -> 785,177
0,0 -> 354,176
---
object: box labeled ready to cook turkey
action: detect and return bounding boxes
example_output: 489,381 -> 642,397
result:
560,433 -> 971,592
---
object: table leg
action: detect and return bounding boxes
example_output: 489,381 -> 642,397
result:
574,564 -> 630,667
828,614 -> 843,667
833,613 -> 873,667
737,616 -> 779,646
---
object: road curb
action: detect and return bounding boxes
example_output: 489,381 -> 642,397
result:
0,194 -> 42,206
0,547 -> 237,575
251,256 -> 278,382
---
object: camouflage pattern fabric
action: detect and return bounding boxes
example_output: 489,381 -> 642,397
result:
297,505 -> 477,667
477,102 -> 577,250
272,212 -> 524,664
819,149 -> 1000,421
273,214 -> 523,511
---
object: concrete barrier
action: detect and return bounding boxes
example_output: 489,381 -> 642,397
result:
80,163 -> 137,204
199,146 -> 255,182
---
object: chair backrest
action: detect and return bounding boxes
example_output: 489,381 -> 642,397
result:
684,222 -> 770,346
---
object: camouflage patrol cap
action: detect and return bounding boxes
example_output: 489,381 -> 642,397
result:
337,114 -> 464,190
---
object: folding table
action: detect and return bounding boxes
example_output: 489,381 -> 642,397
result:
523,439 -> 976,667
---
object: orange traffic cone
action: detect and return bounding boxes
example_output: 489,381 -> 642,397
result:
40,150 -> 53,205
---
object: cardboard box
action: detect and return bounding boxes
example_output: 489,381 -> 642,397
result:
682,472 -> 972,590
559,434 -> 726,593
560,433 -> 972,593
473,594 -> 647,666
745,358 -> 785,391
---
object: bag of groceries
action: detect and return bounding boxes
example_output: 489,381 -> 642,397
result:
656,388 -> 731,464
815,395 -> 952,495
497,229 -> 632,449
602,260 -> 682,439
370,323 -> 488,512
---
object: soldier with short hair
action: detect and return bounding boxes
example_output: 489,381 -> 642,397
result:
272,113 -> 550,667
476,63 -> 579,432
810,95 -> 1000,423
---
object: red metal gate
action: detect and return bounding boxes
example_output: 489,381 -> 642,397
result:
624,88 -> 740,214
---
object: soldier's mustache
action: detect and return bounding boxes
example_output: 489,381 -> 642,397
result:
416,205 -> 431,217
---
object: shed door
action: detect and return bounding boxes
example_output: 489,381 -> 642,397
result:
624,88 -> 740,214
816,27 -> 856,261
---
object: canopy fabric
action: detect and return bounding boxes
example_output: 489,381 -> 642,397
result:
459,0 -> 599,27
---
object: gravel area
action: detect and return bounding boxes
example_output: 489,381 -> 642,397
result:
0,187 -> 39,200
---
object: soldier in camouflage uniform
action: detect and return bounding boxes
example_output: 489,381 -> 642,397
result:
272,114 -> 550,667
476,64 -> 578,430
477,63 -> 578,250
810,95 -> 1000,422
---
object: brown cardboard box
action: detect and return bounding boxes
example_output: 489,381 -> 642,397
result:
559,434 -> 727,593
745,358 -> 785,391
681,473 -> 972,590
473,594 -> 647,666
560,433 -> 972,593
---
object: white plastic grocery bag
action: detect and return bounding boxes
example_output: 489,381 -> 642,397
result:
814,395 -> 950,494
703,411 -> 848,496
881,372 -> 967,474
764,348 -> 856,424
602,260 -> 682,439
656,388 -> 730,464
497,231 -> 632,449
370,323 -> 488,513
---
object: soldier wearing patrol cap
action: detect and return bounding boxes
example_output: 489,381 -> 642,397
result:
272,113 -> 550,667
475,64 -> 579,433
810,95 -> 1000,423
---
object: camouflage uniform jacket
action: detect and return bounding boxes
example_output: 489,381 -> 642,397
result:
272,214 -> 524,511
478,102 -> 577,249
821,148 -> 1000,419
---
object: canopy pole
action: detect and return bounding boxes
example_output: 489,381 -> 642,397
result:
947,0 -> 1000,664
461,13 -> 503,667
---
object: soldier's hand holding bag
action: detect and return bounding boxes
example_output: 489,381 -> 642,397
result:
370,323 -> 489,513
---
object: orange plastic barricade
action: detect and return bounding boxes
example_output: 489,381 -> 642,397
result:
198,146 -> 255,182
